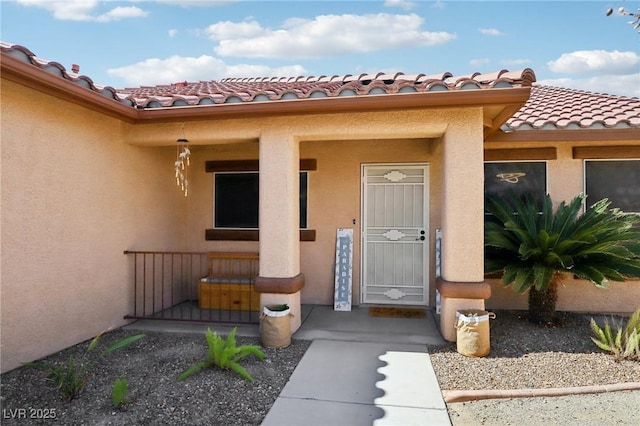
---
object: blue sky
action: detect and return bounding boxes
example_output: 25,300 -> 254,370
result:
1,0 -> 639,96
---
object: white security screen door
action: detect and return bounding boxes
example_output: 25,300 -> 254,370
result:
362,164 -> 429,305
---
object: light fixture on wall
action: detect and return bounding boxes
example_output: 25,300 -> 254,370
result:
174,128 -> 191,197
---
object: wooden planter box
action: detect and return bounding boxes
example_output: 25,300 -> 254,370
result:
198,280 -> 260,311
197,252 -> 260,311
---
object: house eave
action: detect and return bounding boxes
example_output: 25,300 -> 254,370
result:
135,87 -> 531,131
1,48 -> 530,133
487,128 -> 640,143
1,53 -> 138,123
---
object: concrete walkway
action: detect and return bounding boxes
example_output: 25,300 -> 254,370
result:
127,305 -> 452,425
262,305 -> 451,426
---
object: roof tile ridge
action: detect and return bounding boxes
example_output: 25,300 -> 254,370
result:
1,42 -> 37,59
375,72 -> 405,81
447,72 -> 481,84
473,69 -> 509,83
343,73 -> 370,82
500,68 -> 537,85
2,42 -> 133,105
535,83 -> 638,100
417,72 -> 453,83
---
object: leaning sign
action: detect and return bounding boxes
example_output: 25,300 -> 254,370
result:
334,228 -> 353,311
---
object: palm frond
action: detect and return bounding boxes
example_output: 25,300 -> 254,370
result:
103,334 -> 145,356
485,193 -> 640,303
228,363 -> 254,382
179,327 -> 265,382
177,361 -> 208,381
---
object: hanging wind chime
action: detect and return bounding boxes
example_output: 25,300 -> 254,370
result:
175,137 -> 190,197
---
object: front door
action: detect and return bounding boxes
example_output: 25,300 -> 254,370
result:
362,164 -> 429,305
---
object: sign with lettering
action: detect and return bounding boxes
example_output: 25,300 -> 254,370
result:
334,228 -> 353,311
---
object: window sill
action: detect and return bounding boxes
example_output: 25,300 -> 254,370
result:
206,229 -> 316,241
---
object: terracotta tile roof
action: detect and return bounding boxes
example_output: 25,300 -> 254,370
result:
503,85 -> 640,131
1,42 -> 534,111
117,69 -> 536,109
3,41 -> 639,131
1,42 -> 136,107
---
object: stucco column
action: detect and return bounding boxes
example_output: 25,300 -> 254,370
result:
255,131 -> 303,332
437,110 -> 491,341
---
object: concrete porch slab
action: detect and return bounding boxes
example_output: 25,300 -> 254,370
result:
261,339 -> 450,425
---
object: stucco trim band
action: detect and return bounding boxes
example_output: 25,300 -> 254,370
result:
436,278 -> 492,299
206,159 -> 317,172
573,145 -> 640,159
255,273 -> 305,294
205,229 -> 316,241
486,128 -> 640,143
484,147 -> 557,161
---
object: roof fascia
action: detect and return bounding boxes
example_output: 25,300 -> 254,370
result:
134,87 -> 532,129
1,51 -> 530,130
483,104 -> 525,138
487,128 -> 640,143
1,54 -> 138,123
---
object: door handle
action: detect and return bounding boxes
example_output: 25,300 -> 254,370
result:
416,236 -> 426,241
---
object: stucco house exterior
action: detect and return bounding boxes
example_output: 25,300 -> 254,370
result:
1,42 -> 639,372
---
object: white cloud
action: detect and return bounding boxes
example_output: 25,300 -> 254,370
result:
168,29 -> 178,38
205,13 -> 456,59
95,6 -> 148,22
538,74 -> 640,98
547,50 -> 639,75
155,0 -> 237,7
479,28 -> 504,36
384,0 -> 416,11
544,50 -> 640,97
16,0 -> 148,22
107,55 -> 307,87
204,20 -> 266,40
470,58 -> 490,67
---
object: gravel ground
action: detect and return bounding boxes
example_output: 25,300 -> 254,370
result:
430,310 -> 640,426
430,310 -> 640,390
1,310 -> 639,425
0,330 -> 310,426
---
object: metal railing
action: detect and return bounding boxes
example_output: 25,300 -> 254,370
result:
123,251 -> 260,324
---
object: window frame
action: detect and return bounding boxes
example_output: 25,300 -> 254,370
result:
204,159 -> 317,241
484,160 -> 549,210
583,158 -> 640,214
213,170 -> 309,230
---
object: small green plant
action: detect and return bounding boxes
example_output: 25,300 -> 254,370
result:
25,332 -> 145,401
590,308 -> 640,360
112,377 -> 130,408
267,304 -> 289,312
178,327 -> 265,382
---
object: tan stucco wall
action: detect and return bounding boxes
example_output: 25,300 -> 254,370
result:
484,139 -> 640,315
183,137 -> 444,306
439,108 -> 485,283
128,107 -> 482,307
1,80 -> 188,372
146,109 -> 640,315
3,74 -> 638,374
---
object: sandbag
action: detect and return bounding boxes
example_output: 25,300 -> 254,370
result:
455,309 -> 495,357
260,305 -> 293,348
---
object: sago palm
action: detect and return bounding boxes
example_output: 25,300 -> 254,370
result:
485,193 -> 640,325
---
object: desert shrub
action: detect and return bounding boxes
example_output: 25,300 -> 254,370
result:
112,377 -> 130,408
25,332 -> 145,401
590,308 -> 640,360
178,327 -> 265,382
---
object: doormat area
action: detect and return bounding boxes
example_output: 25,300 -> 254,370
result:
369,306 -> 426,318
